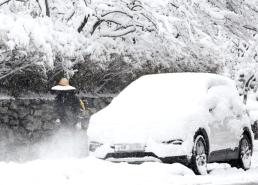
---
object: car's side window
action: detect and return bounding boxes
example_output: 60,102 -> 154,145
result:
206,86 -> 229,116
207,84 -> 243,115
207,84 -> 243,151
206,84 -> 244,127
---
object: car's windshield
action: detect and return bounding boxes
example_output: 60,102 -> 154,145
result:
112,74 -> 208,110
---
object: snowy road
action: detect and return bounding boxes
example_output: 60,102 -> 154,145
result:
0,137 -> 257,185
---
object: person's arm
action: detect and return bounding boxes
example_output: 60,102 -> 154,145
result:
72,96 -> 81,115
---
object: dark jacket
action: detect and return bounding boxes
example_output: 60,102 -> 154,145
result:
54,91 -> 81,127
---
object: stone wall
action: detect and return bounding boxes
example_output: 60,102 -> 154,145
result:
0,94 -> 114,160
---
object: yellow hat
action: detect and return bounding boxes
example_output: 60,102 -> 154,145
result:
51,78 -> 76,91
58,78 -> 69,86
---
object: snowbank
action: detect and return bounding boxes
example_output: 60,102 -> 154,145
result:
0,141 -> 257,185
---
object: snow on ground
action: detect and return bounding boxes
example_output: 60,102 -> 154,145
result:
0,137 -> 257,185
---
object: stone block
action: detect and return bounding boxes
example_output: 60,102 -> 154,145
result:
9,101 -> 18,110
34,109 -> 43,116
18,108 -> 29,118
9,119 -> 19,128
0,115 -> 9,124
23,120 -> 42,131
0,107 -> 8,114
42,113 -> 54,121
42,121 -> 57,130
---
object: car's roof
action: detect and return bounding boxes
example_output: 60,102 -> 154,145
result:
137,73 -> 234,89
115,73 -> 235,103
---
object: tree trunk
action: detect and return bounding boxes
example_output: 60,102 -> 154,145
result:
45,0 -> 50,17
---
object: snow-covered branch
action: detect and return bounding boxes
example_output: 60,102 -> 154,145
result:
100,26 -> 136,37
0,0 -> 11,6
243,25 -> 257,32
101,10 -> 133,19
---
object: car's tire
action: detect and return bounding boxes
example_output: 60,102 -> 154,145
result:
230,134 -> 252,170
191,135 -> 208,175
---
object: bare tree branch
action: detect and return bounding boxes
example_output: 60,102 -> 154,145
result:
35,0 -> 42,12
169,3 -> 179,9
78,15 -> 90,33
115,24 -> 154,32
91,9 -> 156,36
100,27 -> 136,37
101,11 -> 133,19
0,0 -> 11,7
140,13 -> 157,30
130,5 -> 143,11
91,19 -> 104,35
0,63 -> 33,81
66,11 -> 75,22
91,18 -> 128,35
94,68 -> 130,93
243,25 -> 257,32
83,0 -> 88,6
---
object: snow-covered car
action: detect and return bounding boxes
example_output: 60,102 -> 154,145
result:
87,73 -> 254,175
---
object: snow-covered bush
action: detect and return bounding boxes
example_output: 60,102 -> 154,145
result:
0,11 -> 85,94
1,0 -> 258,94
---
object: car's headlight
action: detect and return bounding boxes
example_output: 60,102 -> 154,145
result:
162,139 -> 183,145
89,141 -> 103,152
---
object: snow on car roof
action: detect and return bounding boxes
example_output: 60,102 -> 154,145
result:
131,72 -> 234,91
112,72 -> 234,108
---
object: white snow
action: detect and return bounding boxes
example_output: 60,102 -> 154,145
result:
0,12 -> 86,78
0,140 -> 257,185
51,85 -> 76,91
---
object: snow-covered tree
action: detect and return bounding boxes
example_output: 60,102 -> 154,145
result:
0,10 -> 85,93
1,0 -> 258,94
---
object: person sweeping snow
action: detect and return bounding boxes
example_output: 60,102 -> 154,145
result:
51,78 -> 87,129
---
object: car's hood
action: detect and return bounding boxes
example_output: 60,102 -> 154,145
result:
87,103 -> 210,144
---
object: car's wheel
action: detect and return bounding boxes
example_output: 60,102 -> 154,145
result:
191,135 -> 208,175
230,134 -> 252,170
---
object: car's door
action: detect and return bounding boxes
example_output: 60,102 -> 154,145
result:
207,85 -> 243,162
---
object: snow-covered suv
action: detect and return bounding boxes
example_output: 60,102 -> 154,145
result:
87,73 -> 254,175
